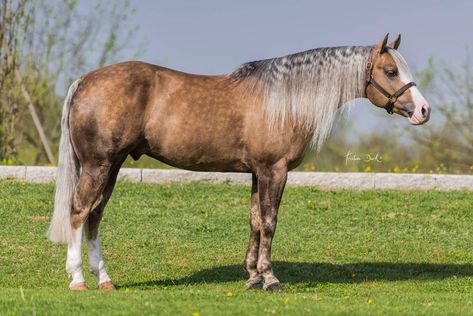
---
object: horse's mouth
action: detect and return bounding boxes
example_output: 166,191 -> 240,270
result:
409,114 -> 427,125
395,107 -> 428,125
394,106 -> 412,118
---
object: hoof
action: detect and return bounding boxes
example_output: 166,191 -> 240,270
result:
70,282 -> 88,291
98,281 -> 116,291
263,281 -> 283,291
246,277 -> 263,290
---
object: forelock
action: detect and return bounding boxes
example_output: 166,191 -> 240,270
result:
387,47 -> 414,82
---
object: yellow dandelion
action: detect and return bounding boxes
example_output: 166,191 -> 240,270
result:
367,298 -> 374,304
226,291 -> 234,297
364,165 -> 372,173
124,288 -> 130,293
393,166 -> 400,173
314,294 -> 322,301
192,312 -> 200,316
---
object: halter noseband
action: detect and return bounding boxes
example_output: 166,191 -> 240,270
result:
365,49 -> 416,114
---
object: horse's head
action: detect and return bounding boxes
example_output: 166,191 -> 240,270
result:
365,34 -> 430,125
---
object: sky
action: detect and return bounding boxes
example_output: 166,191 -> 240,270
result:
80,0 -> 473,134
127,0 -> 471,74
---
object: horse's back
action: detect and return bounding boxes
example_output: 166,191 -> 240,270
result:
140,64 -> 254,171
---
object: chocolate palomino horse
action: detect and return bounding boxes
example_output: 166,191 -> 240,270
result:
48,34 -> 430,291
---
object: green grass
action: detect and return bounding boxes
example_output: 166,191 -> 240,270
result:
1,181 -> 473,315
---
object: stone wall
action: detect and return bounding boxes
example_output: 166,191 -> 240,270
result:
1,166 -> 472,191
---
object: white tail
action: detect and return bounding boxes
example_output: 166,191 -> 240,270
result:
48,79 -> 82,244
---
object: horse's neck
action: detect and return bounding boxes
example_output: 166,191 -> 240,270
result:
264,46 -> 370,150
318,47 -> 369,106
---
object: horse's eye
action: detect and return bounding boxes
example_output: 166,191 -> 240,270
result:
385,69 -> 398,78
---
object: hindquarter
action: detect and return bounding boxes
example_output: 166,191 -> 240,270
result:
69,62 -> 155,165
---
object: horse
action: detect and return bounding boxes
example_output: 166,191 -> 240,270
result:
48,34 -> 430,291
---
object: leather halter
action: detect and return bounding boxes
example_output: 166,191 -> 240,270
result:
365,49 -> 416,114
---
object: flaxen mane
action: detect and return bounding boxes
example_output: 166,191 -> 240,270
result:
230,46 -> 371,150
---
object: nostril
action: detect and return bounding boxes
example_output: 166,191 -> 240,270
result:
421,104 -> 428,117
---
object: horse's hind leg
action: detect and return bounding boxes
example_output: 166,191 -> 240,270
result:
85,159 -> 124,290
66,163 -> 112,290
244,174 -> 263,289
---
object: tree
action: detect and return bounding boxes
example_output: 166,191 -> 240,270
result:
0,0 -> 141,164
0,0 -> 28,163
410,53 -> 473,173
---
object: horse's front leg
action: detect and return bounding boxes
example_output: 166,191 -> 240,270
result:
256,161 -> 287,291
244,174 -> 263,289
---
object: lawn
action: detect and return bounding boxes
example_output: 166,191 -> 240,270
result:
1,180 -> 473,315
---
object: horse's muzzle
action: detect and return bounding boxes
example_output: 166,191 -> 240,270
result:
408,103 -> 430,125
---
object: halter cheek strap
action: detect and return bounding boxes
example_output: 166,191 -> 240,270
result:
365,52 -> 416,115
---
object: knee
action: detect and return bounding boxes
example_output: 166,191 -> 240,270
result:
261,220 -> 276,237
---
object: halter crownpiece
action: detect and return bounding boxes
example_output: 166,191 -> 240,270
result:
365,49 -> 416,114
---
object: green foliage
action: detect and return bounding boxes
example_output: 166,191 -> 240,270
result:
409,51 -> 473,173
0,0 -> 29,162
1,181 -> 473,314
0,0 -> 141,164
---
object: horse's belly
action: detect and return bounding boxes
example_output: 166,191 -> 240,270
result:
145,129 -> 250,172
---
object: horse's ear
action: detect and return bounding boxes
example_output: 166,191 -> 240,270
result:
375,33 -> 389,54
389,34 -> 401,50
